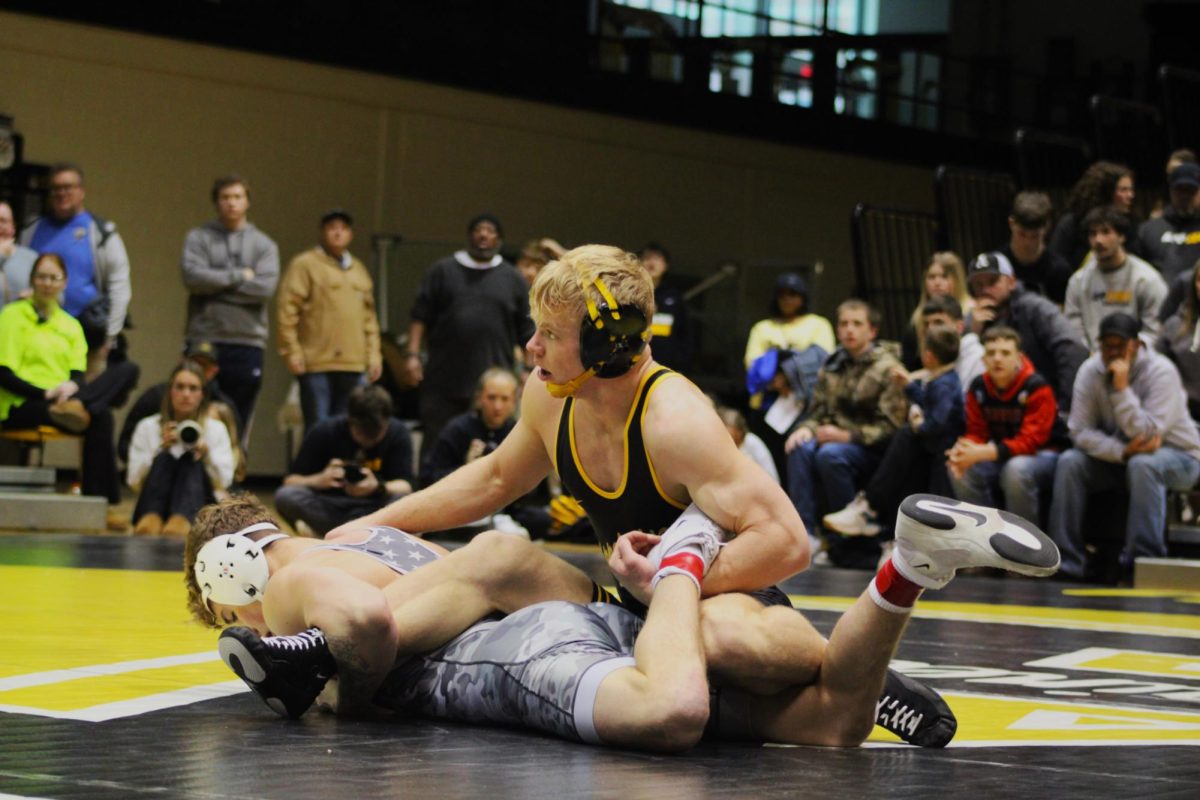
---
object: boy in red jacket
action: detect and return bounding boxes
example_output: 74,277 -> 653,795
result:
947,325 -> 1068,524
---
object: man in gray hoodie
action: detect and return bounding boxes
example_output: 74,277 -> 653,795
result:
1048,312 -> 1200,580
181,174 -> 279,447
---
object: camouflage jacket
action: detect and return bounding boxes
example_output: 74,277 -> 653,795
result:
795,344 -> 907,447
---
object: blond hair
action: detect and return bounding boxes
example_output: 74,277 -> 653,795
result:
910,251 -> 970,330
183,495 -> 277,628
529,245 -> 655,327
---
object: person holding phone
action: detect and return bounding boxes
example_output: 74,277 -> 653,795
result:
127,361 -> 234,537
275,384 -> 414,537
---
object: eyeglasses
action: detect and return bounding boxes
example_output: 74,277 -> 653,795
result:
32,273 -> 65,283
49,183 -> 81,194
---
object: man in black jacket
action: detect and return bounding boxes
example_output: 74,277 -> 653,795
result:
967,252 -> 1088,412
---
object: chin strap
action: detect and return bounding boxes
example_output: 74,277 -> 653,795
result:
546,368 -> 597,398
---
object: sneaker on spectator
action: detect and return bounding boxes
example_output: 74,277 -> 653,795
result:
162,514 -> 192,538
491,513 -> 530,538
133,513 -> 162,536
49,399 -> 90,433
824,491 -> 882,536
106,509 -> 130,533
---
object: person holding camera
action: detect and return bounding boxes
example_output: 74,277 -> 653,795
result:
127,362 -> 234,537
274,384 -> 414,537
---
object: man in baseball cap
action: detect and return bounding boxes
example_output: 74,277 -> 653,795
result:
966,250 -> 1087,411
1048,310 -> 1200,582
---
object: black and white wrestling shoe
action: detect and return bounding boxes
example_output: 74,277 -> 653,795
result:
876,668 -> 957,748
218,626 -> 337,719
893,494 -> 1060,590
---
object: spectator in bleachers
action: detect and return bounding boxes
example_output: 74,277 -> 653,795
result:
1049,160 -> 1136,270
1137,163 -> 1200,289
744,272 -> 835,370
639,243 -> 694,373
822,324 -> 964,546
515,237 -> 566,287
920,294 -> 983,394
744,273 -> 834,477
126,362 -> 234,537
1156,260 -> 1200,421
181,174 -> 280,449
274,384 -> 414,537
19,163 -> 133,366
946,325 -> 1067,526
1149,148 -> 1196,220
1065,205 -> 1166,350
967,251 -> 1088,411
900,252 -> 971,370
422,367 -> 519,486
1146,160 -> 1200,324
1048,312 -> 1200,581
422,367 -> 549,537
0,200 -> 37,306
716,405 -> 779,483
277,208 -> 382,434
117,341 -> 242,476
784,299 -> 906,566
0,253 -> 138,519
999,191 -> 1073,304
404,214 -> 533,463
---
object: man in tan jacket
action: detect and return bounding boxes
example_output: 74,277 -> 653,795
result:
277,209 -> 382,433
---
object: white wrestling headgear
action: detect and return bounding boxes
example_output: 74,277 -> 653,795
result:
193,522 -> 288,608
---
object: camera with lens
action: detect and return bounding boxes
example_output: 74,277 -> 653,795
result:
342,462 -> 366,483
176,420 -> 203,450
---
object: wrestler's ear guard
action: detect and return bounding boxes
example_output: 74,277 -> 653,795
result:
577,277 -> 649,379
194,522 -> 285,609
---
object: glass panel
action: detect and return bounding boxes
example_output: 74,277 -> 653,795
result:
775,49 -> 814,107
709,50 -> 755,97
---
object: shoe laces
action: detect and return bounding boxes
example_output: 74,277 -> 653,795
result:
264,627 -> 327,654
876,692 -> 925,738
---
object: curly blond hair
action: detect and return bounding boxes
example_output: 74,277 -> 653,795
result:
183,494 -> 277,628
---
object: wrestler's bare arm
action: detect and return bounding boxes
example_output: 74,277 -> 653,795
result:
329,410 -> 553,538
643,380 -> 811,594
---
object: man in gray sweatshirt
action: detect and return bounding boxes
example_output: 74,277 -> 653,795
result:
181,175 -> 279,447
1064,205 -> 1166,350
1048,312 -> 1200,580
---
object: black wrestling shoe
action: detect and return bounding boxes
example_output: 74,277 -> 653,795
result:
876,668 -> 957,748
218,626 -> 337,719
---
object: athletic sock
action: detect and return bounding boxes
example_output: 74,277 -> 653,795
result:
868,557 -> 924,614
651,544 -> 707,594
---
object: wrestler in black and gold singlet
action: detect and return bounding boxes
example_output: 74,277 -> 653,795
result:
555,365 -> 793,616
555,367 -> 686,549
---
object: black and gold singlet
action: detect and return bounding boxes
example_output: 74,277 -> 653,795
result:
554,367 -> 688,560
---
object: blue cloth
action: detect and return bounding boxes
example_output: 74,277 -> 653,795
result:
904,369 -> 964,454
298,371 -> 364,435
746,345 -> 827,412
28,211 -> 98,317
786,438 -> 883,534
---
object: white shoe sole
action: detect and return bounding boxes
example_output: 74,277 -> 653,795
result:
896,494 -> 1060,579
218,632 -> 267,684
